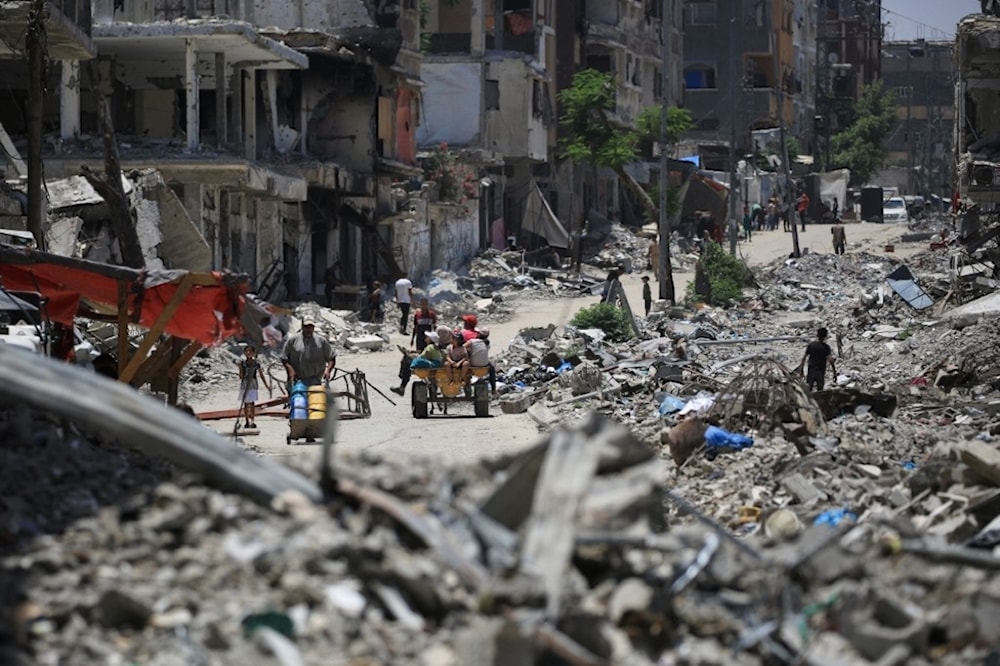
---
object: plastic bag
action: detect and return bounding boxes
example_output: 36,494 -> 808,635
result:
704,425 -> 754,451
659,395 -> 686,415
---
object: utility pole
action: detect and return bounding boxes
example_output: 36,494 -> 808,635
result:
26,0 -> 46,250
727,16 -> 739,256
774,21 -> 800,257
905,43 -> 914,195
657,0 -> 675,304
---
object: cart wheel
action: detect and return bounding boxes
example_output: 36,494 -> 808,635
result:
412,381 -> 429,419
474,381 -> 489,417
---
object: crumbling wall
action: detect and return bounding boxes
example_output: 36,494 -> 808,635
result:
304,65 -> 375,171
416,62 -> 482,148
391,215 -> 432,283
252,0 -> 374,32
430,202 -> 477,272
482,59 -> 546,160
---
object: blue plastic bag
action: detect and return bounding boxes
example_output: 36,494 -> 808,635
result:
704,425 -> 754,451
813,507 -> 856,527
659,395 -> 686,416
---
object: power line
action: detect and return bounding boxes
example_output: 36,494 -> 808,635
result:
880,6 -> 957,41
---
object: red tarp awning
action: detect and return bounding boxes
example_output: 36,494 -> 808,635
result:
0,245 -> 247,345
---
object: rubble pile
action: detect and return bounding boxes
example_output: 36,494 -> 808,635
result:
3,397 -> 1000,664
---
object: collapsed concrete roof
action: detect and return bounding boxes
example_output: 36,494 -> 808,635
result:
262,26 -> 403,67
93,19 -> 308,71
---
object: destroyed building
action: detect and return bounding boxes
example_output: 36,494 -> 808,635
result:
950,13 -> 1000,294
0,0 -> 442,302
417,0 -> 682,254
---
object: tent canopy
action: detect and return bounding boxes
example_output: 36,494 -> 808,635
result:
0,244 -> 247,345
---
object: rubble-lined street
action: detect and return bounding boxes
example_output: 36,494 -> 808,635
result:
5,218 -> 999,664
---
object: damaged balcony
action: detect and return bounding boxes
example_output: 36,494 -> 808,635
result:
0,0 -> 96,60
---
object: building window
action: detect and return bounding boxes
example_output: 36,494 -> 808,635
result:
653,66 -> 662,100
586,53 -> 613,74
684,64 -> 716,89
684,0 -> 718,25
896,86 -> 912,99
486,79 -> 500,110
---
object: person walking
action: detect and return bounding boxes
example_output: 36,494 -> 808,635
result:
766,197 -> 778,231
281,315 -> 336,390
796,327 -> 836,392
742,205 -> 753,242
831,224 -> 847,255
367,281 -> 383,323
797,191 -> 810,232
411,298 -> 438,351
641,275 -> 652,316
394,273 -> 414,335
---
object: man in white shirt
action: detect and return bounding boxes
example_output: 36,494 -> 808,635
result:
394,273 -> 414,335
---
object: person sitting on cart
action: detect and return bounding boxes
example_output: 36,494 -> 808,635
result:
457,313 -> 480,343
444,334 -> 470,382
237,344 -> 270,429
281,316 -> 336,393
410,331 -> 443,369
464,326 -> 495,396
411,298 -> 438,351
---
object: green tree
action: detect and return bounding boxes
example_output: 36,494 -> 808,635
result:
558,69 -> 692,221
559,69 -> 692,304
830,82 -> 897,186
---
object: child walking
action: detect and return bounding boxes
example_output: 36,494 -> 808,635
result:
237,344 -> 269,429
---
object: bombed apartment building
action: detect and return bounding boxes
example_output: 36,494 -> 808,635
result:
956,13 -> 1000,209
0,0 -> 426,304
952,12 -> 1000,290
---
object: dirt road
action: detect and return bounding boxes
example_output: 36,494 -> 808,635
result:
193,220 -> 917,467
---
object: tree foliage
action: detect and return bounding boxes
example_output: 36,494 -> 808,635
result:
558,69 -> 692,171
830,82 -> 897,186
636,106 -> 694,147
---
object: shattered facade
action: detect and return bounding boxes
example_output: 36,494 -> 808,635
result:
0,0 -> 429,301
956,14 -> 1000,207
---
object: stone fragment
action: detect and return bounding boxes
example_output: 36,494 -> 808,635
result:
780,473 -> 824,506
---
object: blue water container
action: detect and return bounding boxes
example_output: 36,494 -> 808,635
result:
290,381 -> 308,420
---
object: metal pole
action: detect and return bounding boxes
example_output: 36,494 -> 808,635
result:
906,44 -> 914,195
728,16 -> 739,256
774,24 -> 800,257
657,0 -> 675,304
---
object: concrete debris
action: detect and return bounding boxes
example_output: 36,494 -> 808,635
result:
6,218 -> 1000,664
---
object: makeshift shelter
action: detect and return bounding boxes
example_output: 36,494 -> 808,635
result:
0,244 -> 248,403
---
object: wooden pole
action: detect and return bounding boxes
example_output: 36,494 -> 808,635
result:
657,0 -> 676,305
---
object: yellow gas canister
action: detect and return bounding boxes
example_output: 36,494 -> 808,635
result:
307,385 -> 327,420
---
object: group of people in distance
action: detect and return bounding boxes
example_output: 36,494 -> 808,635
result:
390,300 -> 495,396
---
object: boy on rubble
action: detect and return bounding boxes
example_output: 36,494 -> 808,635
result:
796,327 -> 837,392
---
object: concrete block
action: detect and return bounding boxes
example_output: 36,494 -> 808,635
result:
527,402 -> 559,428
345,335 -> 384,351
500,392 -> 533,414
843,594 -> 928,661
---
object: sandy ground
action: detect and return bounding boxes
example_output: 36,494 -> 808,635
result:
191,220 -> 921,469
